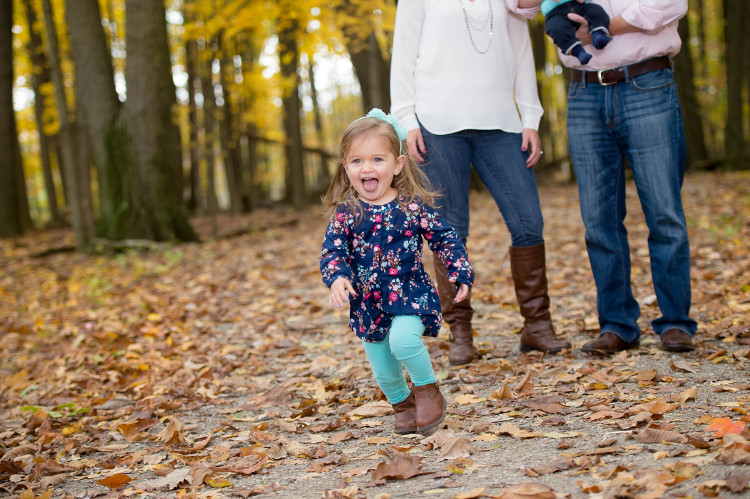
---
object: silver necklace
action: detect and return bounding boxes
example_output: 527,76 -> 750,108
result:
459,0 -> 494,54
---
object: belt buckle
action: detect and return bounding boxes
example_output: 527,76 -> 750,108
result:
597,69 -> 616,86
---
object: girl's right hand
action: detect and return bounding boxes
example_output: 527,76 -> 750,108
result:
329,277 -> 358,309
407,128 -> 426,163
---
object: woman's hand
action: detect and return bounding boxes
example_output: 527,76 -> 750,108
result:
521,128 -> 542,168
329,277 -> 357,308
407,128 -> 426,163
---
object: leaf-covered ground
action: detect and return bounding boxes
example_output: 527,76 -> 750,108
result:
1,171 -> 749,499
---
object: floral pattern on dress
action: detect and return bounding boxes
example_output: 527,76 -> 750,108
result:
320,196 -> 474,342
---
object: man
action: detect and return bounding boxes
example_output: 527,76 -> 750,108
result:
520,0 -> 697,353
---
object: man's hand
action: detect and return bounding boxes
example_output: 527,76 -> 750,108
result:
568,12 -> 592,45
329,277 -> 357,308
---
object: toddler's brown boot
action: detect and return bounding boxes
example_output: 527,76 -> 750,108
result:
392,391 -> 417,434
413,383 -> 446,434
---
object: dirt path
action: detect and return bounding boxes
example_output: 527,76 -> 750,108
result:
1,172 -> 749,498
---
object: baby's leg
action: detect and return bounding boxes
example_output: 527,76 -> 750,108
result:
580,3 -> 611,50
545,11 -> 591,64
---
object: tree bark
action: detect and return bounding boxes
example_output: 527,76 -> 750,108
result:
42,0 -> 91,248
185,34 -> 201,213
24,1 -> 62,226
674,14 -> 709,167
307,54 -> 332,190
124,0 -> 198,241
0,0 -> 31,237
278,21 -> 306,209
722,0 -> 745,169
65,0 -> 140,241
200,39 -> 219,236
338,0 -> 391,112
218,39 -> 243,214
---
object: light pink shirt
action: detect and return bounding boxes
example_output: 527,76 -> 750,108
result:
509,0 -> 687,70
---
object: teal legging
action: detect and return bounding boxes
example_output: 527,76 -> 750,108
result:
362,315 -> 437,405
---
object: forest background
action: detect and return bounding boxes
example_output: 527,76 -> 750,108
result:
1,0 -> 749,246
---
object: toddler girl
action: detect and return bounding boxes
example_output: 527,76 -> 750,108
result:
320,109 -> 474,435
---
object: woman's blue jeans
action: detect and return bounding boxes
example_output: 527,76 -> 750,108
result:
418,123 -> 545,247
566,66 -> 697,342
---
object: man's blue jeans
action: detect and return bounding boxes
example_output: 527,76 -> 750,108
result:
419,123 -> 545,247
566,66 -> 697,342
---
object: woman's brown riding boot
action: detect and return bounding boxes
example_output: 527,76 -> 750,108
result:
433,253 -> 474,365
509,244 -> 571,353
413,382 -> 446,434
392,391 -> 417,434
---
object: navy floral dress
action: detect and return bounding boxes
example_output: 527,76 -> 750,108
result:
320,196 -> 474,342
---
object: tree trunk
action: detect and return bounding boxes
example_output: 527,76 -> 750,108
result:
278,23 -> 306,209
200,40 -> 219,235
723,0 -> 745,169
218,39 -> 243,214
24,1 -> 62,226
339,1 -> 391,112
186,35 -> 201,213
674,15 -> 709,167
65,0 -> 140,241
124,0 -> 198,241
307,54 -> 332,192
0,0 -> 31,237
42,0 -> 91,249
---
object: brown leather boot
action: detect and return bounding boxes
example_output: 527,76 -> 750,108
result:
510,244 -> 570,353
433,253 -> 474,365
392,391 -> 417,434
413,383 -> 446,434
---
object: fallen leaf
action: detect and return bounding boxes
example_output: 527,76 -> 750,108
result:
370,452 -> 425,481
707,417 -> 747,437
96,473 -> 134,490
496,481 -> 556,498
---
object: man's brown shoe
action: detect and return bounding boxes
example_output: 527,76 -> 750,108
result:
661,329 -> 695,352
581,332 -> 639,354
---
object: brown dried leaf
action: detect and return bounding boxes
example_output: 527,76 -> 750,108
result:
515,371 -> 534,397
496,481 -> 556,498
155,417 -> 186,445
492,380 -> 514,400
370,452 -> 425,481
635,428 -> 688,444
96,473 -> 134,490
347,401 -> 392,418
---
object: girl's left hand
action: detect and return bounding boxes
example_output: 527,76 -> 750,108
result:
521,128 -> 542,168
449,278 -> 470,303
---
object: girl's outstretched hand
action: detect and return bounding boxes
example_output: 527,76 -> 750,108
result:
329,277 -> 357,309
449,278 -> 470,303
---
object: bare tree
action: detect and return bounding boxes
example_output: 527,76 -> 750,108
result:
41,0 -> 91,249
0,0 -> 32,237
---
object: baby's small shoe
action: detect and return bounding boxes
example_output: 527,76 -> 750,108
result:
591,30 -> 611,50
572,45 -> 592,65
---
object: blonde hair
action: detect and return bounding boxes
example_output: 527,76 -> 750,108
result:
322,117 -> 437,219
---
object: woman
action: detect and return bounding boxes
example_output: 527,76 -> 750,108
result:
390,0 -> 570,364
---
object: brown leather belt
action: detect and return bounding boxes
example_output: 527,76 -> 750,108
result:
570,56 -> 671,86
